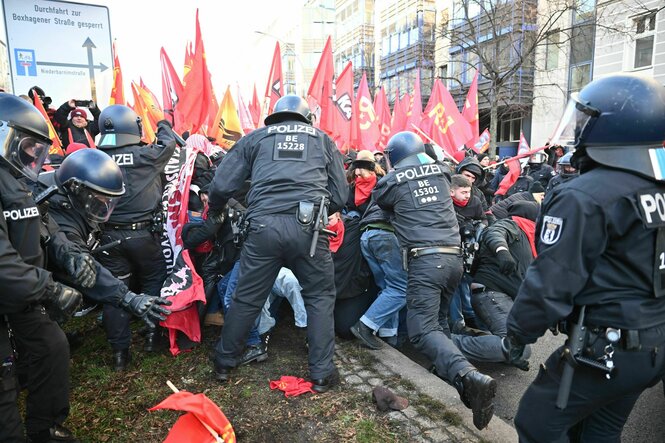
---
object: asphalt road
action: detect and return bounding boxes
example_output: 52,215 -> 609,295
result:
474,333 -> 665,443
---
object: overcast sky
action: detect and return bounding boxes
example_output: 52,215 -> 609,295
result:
1,0 -> 304,101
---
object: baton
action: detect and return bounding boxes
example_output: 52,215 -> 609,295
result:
556,305 -> 586,410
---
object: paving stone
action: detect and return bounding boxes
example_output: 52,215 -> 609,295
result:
357,370 -> 373,378
366,377 -> 382,387
344,374 -> 362,385
423,428 -> 454,442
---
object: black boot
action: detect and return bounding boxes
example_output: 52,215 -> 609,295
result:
455,370 -> 497,430
350,321 -> 383,350
311,367 -> 340,394
238,342 -> 268,366
28,424 -> 79,443
112,349 -> 131,372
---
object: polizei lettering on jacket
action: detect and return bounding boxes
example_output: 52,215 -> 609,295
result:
111,153 -> 134,166
3,206 -> 39,221
395,164 -> 442,183
267,124 -> 316,135
638,191 -> 665,227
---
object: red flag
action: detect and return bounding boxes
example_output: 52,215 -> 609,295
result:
462,72 -> 479,147
518,131 -> 531,155
406,71 -> 423,130
207,90 -> 219,133
150,390 -> 236,443
307,36 -> 334,135
32,89 -> 64,156
183,41 -> 194,79
374,86 -> 392,151
389,89 -> 408,138
473,128 -> 491,154
495,158 -> 521,196
160,47 -> 185,131
249,84 -> 261,128
179,10 -> 214,134
109,41 -> 125,106
419,79 -> 473,155
353,72 -> 380,151
263,42 -> 284,118
237,85 -> 256,135
331,61 -> 354,145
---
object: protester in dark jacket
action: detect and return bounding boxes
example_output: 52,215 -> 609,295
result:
55,99 -> 100,147
345,149 -> 385,216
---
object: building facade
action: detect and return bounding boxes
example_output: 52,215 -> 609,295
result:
334,0 -> 376,89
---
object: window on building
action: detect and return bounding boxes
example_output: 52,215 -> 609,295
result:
633,12 -> 656,69
498,114 -> 522,142
573,0 -> 595,24
570,25 -> 593,66
438,64 -> 448,80
545,31 -> 560,70
568,63 -> 592,94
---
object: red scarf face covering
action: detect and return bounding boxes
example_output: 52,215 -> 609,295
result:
354,175 -> 377,206
511,216 -> 537,257
452,196 -> 469,207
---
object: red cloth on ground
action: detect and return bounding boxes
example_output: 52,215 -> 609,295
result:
354,175 -> 377,206
327,218 -> 345,253
269,376 -> 315,397
511,216 -> 537,258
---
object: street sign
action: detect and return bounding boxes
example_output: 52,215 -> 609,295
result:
2,0 -> 112,108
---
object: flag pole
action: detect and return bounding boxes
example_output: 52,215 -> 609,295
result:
482,145 -> 548,170
166,380 -> 224,443
410,124 -> 459,165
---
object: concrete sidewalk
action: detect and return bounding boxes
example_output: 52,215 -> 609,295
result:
336,340 -> 517,442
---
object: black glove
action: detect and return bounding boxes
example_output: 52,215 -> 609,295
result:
496,249 -> 517,275
502,334 -> 529,371
64,252 -> 97,288
120,291 -> 172,328
207,209 -> 226,225
156,119 -> 173,129
42,281 -> 83,323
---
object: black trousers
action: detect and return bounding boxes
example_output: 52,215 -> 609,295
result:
97,229 -> 167,350
8,306 -> 70,436
214,215 -> 337,379
515,323 -> 665,442
0,320 -> 23,442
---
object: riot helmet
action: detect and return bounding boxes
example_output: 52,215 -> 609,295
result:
264,95 -> 312,126
0,93 -> 52,181
97,105 -> 143,148
28,86 -> 52,107
456,157 -> 485,183
385,131 -> 433,169
55,149 -> 125,222
556,152 -> 577,178
549,74 -> 665,181
528,151 -> 548,165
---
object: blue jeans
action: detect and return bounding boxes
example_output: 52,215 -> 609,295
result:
258,268 -> 308,335
218,261 -> 261,346
359,229 -> 408,337
449,273 -> 475,325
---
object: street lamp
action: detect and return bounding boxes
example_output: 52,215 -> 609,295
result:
254,30 -> 305,96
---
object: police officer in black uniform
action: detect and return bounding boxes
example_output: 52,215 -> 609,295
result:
545,151 -> 578,193
503,74 -> 665,442
208,95 -> 348,392
95,105 -> 176,369
35,150 -> 172,354
373,131 -> 497,430
0,93 -> 85,443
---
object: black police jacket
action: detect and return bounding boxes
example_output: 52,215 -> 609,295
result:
207,119 -> 348,219
103,122 -> 176,224
507,166 -> 665,344
0,166 -> 51,313
34,172 -> 127,307
373,160 -> 460,249
472,218 -> 534,298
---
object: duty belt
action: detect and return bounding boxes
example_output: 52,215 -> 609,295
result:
409,246 -> 461,258
103,221 -> 152,231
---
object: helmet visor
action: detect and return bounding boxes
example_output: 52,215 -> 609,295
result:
66,182 -> 119,222
2,126 -> 51,181
549,95 -> 598,149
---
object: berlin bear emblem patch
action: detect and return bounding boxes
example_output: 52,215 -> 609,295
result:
541,215 -> 563,245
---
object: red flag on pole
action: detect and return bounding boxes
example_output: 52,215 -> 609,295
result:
389,89 -> 409,138
263,42 -> 284,119
495,158 -> 521,196
249,84 -> 261,128
237,85 -> 256,135
331,61 -> 354,145
109,41 -> 125,106
160,47 -> 185,131
32,89 -> 64,156
179,9 -> 214,134
150,389 -> 236,443
473,128 -> 491,153
374,86 -> 392,151
307,36 -> 334,135
406,71 -> 423,130
353,72 -> 380,151
419,79 -> 473,155
518,131 -> 531,155
462,72 -> 479,148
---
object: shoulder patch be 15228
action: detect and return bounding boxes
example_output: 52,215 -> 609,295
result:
540,215 -> 563,245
